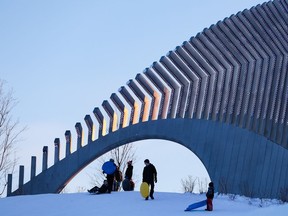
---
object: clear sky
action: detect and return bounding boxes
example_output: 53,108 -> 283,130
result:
0,0 -> 266,193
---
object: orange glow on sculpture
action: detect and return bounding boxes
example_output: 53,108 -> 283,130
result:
102,119 -> 107,136
132,103 -> 139,125
142,97 -> 150,122
112,112 -> 118,132
123,107 -> 129,128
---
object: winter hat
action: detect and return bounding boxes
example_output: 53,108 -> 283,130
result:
128,160 -> 132,164
209,182 -> 214,187
109,158 -> 114,162
144,159 -> 150,163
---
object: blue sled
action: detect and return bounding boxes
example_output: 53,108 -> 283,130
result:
185,200 -> 206,211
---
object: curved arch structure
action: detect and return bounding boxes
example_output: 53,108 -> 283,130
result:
8,0 -> 288,199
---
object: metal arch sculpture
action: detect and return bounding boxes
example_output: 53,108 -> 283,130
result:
8,0 -> 288,199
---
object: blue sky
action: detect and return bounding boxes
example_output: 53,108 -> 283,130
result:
0,0 -> 265,193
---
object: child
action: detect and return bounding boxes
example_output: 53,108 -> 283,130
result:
206,182 -> 214,211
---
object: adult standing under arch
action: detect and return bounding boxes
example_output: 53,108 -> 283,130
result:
104,159 -> 116,193
142,159 -> 157,200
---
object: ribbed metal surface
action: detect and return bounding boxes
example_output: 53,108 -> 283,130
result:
90,0 -> 288,148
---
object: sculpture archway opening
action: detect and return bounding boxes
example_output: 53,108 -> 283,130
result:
63,139 -> 210,194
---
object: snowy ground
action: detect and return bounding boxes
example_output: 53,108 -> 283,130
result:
1,191 -> 287,216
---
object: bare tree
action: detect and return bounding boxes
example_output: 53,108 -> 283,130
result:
110,143 -> 136,173
0,80 -> 25,196
181,175 -> 197,193
181,176 -> 209,194
197,177 -> 208,194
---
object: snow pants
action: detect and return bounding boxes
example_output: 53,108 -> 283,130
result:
206,198 -> 213,211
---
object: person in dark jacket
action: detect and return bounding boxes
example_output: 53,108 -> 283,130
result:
105,158 -> 116,193
125,160 -> 133,180
206,182 -> 214,211
88,180 -> 109,194
142,159 -> 157,200
124,160 -> 134,191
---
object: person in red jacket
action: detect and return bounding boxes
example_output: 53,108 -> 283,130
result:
142,159 -> 157,200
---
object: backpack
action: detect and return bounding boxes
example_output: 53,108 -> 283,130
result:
115,170 -> 123,182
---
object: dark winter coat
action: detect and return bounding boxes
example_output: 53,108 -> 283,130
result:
142,163 -> 157,184
98,183 -> 108,193
89,182 -> 108,194
125,164 -> 133,180
206,185 -> 214,199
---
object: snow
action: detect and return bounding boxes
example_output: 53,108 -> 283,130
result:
1,191 -> 287,216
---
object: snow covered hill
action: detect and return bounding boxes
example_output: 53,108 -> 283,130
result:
0,191 -> 287,216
